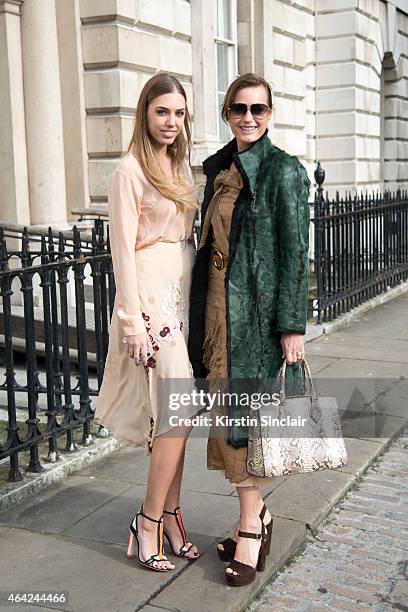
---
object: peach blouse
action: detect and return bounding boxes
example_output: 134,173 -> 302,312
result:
108,153 -> 196,338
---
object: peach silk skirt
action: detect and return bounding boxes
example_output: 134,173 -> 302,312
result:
94,240 -> 197,452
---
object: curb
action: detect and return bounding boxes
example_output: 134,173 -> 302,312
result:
0,435 -> 124,513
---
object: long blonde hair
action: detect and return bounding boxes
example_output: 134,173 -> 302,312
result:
128,73 -> 196,214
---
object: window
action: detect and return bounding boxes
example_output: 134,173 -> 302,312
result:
214,0 -> 237,142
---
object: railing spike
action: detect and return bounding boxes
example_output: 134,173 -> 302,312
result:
21,226 -> 30,268
106,225 -> 111,254
91,228 -> 98,256
58,232 -> 65,258
40,235 -> 48,265
22,226 -> 29,250
0,228 -> 8,271
73,225 -> 81,258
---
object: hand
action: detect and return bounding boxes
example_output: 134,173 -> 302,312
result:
124,332 -> 150,366
281,333 -> 305,365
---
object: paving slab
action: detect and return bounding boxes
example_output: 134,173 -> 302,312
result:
79,439 -> 235,496
79,445 -> 150,484
342,411 -> 407,442
374,394 -> 408,419
143,517 -> 307,612
307,336 -> 408,363
62,485 -> 238,554
182,448 -> 236,496
314,357 -> 407,381
0,526 -> 166,612
262,469 -> 355,530
337,317 -> 407,339
303,354 -> 339,373
335,437 -> 385,476
385,377 -> 408,399
0,475 -> 132,534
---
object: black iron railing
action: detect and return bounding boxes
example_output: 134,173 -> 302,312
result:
313,165 -> 408,323
0,224 -> 114,481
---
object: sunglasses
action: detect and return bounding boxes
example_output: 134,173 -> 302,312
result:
227,103 -> 271,119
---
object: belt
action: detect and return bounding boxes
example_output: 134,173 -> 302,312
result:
212,249 -> 228,270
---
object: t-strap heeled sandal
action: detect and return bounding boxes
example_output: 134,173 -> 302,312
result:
163,507 -> 199,559
127,505 -> 172,572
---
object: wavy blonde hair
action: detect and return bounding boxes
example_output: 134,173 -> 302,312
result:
128,73 -> 196,214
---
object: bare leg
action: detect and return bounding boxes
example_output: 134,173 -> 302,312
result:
163,447 -> 199,559
225,486 -> 272,576
164,446 -> 185,509
137,427 -> 190,570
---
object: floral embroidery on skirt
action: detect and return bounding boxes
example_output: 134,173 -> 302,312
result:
95,241 -> 197,450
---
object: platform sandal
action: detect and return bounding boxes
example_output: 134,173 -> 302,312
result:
163,507 -> 199,559
225,508 -> 273,587
218,504 -> 273,563
126,505 -> 173,572
225,528 -> 266,587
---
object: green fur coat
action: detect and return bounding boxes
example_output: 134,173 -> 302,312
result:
188,131 -> 311,448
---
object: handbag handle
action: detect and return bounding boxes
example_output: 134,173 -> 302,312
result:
277,358 -> 317,406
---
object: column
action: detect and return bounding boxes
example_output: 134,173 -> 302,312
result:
253,0 -> 274,82
55,0 -> 89,219
0,0 -> 30,225
21,0 -> 67,226
237,0 -> 274,81
190,0 -> 221,165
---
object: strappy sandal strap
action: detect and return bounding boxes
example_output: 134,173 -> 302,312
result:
145,553 -> 169,566
140,504 -> 163,524
237,529 -> 265,541
178,543 -> 194,556
137,505 -> 166,561
164,507 -> 189,549
259,503 -> 267,522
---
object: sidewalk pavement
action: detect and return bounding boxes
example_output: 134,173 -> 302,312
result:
0,293 -> 407,612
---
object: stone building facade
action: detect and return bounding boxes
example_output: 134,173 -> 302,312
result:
1,0 -> 407,228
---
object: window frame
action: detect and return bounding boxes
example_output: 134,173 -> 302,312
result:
214,0 -> 238,142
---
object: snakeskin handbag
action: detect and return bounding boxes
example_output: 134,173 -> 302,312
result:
247,359 -> 348,477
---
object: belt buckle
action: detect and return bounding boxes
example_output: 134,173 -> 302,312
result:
212,250 -> 225,270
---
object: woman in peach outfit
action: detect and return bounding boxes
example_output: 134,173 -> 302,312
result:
95,73 -> 199,572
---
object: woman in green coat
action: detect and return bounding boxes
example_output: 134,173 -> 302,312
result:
188,73 -> 311,586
